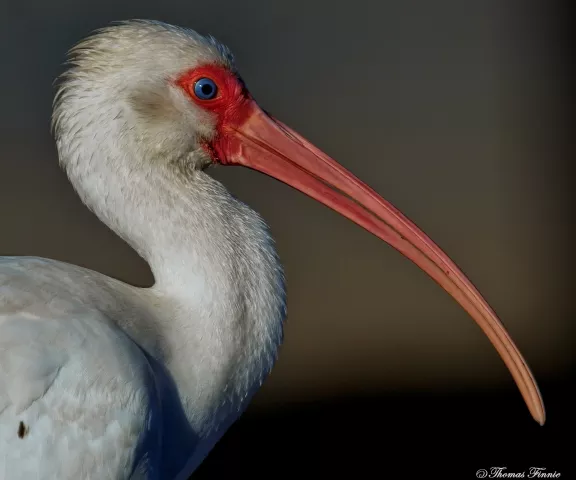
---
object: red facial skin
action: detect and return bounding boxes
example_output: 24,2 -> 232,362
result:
176,64 -> 254,164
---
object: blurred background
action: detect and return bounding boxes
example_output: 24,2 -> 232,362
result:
1,0 -> 571,478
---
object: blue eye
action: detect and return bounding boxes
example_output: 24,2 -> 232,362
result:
193,78 -> 218,100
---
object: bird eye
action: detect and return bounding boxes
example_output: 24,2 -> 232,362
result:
193,78 -> 218,100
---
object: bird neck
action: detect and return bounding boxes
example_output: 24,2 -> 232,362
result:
65,150 -> 286,434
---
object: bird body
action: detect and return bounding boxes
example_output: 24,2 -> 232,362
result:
0,20 -> 544,479
0,167 -> 284,478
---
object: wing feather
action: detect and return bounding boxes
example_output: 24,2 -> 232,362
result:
0,302 -> 160,479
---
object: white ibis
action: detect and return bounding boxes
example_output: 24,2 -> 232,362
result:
0,20 -> 544,479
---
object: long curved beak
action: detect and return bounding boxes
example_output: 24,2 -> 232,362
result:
219,101 -> 545,425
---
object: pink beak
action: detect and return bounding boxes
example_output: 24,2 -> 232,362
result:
220,100 -> 545,425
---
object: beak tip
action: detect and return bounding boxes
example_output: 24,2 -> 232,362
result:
532,404 -> 546,426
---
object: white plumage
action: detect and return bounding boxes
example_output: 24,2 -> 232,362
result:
1,21 -> 284,479
0,19 -> 544,480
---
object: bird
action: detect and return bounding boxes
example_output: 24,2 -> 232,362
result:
0,19 -> 545,480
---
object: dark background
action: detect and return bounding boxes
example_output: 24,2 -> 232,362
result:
1,1 -> 571,478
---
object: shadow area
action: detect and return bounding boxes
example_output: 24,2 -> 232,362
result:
194,378 -> 572,479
